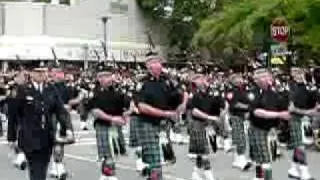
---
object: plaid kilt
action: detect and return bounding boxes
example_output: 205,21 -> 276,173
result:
288,114 -> 303,149
136,119 -> 161,168
188,120 -> 209,155
129,115 -> 141,147
230,115 -> 246,154
95,123 -> 112,159
248,125 -> 271,164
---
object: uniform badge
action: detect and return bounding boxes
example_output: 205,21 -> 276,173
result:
136,83 -> 142,92
11,89 -> 17,97
280,87 -> 285,92
209,91 -> 213,96
89,92 -> 94,98
26,96 -> 34,101
247,93 -> 255,101
285,85 -> 290,91
213,91 -> 219,97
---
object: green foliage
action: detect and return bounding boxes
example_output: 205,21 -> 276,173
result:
193,0 -> 320,62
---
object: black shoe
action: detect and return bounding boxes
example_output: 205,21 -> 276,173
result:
243,162 -> 252,171
288,173 -> 300,179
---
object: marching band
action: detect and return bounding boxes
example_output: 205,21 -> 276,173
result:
0,53 -> 320,180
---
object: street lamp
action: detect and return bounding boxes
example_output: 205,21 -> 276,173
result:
101,16 -> 111,61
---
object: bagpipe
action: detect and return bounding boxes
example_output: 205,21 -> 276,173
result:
268,128 -> 280,161
301,116 -> 314,146
54,128 -> 75,145
54,114 -> 75,145
107,125 -> 127,158
159,126 -> 176,164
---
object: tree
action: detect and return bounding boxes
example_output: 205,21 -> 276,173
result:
193,0 -> 320,64
137,0 -> 215,51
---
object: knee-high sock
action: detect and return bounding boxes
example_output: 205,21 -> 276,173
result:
292,146 -> 307,165
53,145 -> 64,162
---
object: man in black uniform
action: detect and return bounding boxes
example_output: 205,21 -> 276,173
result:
188,74 -> 220,180
136,54 -> 187,180
13,65 -> 73,180
226,74 -> 252,171
248,68 -> 290,180
287,68 -> 316,180
48,68 -> 71,179
89,64 -> 130,180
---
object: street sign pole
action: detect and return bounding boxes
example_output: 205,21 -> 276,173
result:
270,17 -> 290,72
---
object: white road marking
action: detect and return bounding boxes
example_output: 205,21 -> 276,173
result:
64,153 -> 189,180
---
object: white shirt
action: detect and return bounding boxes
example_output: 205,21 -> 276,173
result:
33,82 -> 43,93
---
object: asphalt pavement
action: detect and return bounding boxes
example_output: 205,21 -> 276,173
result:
1,112 -> 320,180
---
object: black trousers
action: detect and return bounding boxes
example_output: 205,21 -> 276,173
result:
25,148 -> 52,180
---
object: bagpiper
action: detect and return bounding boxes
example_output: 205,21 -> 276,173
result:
247,68 -> 290,180
89,63 -> 130,180
287,67 -> 316,180
226,73 -> 252,171
136,53 -> 187,180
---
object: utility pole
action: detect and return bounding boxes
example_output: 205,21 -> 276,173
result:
101,16 -> 111,61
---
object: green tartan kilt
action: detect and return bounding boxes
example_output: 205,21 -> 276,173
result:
188,120 -> 209,155
288,114 -> 303,149
248,125 -> 271,164
230,115 -> 246,154
136,119 -> 161,168
95,123 -> 112,160
129,115 -> 141,147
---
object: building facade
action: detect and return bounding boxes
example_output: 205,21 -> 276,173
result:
0,0 -> 164,65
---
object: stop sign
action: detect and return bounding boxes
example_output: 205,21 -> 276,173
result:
271,17 -> 290,42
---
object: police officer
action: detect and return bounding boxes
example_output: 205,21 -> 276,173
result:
287,68 -> 317,180
226,74 -> 252,171
136,54 -> 187,180
248,68 -> 290,180
14,65 -> 73,180
89,64 -> 130,180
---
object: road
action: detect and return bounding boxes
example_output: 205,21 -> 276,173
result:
1,112 -> 320,180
